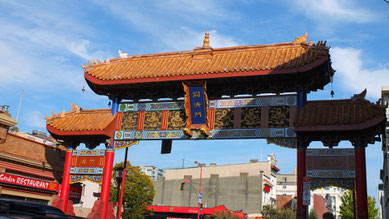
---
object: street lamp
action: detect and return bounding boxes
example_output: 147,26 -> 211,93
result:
194,161 -> 204,219
115,166 -> 124,218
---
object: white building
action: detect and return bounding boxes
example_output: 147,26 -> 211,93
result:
73,181 -> 100,218
138,165 -> 164,181
276,167 -> 345,217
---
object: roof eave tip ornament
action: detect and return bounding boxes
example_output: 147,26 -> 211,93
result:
351,89 -> 367,101
293,32 -> 308,44
203,30 -> 210,48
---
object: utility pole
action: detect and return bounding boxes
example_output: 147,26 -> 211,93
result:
16,89 -> 24,122
194,161 -> 203,219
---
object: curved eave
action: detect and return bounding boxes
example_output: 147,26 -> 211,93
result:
84,56 -> 329,86
45,111 -> 118,142
294,115 -> 386,132
46,125 -> 110,137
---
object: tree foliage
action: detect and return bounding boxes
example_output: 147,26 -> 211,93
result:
338,190 -> 379,219
110,161 -> 155,219
262,205 -> 295,219
309,208 -> 318,219
208,211 -> 240,219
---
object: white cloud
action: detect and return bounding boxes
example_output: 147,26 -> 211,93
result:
331,47 -> 389,99
91,1 -> 240,51
24,111 -> 46,129
0,1 -> 108,91
291,0 -> 377,23
67,40 -> 93,61
163,28 -> 239,51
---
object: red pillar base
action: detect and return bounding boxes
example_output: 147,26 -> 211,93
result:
87,200 -> 116,219
51,198 -> 75,216
296,208 -> 307,219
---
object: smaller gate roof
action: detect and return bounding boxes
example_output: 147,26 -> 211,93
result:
294,90 -> 386,132
45,103 -> 115,140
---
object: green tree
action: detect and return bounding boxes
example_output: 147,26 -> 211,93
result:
309,208 -> 318,219
261,205 -> 295,219
110,161 -> 155,219
209,211 -> 239,219
339,190 -> 379,219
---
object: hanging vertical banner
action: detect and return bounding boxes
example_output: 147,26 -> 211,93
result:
183,81 -> 209,134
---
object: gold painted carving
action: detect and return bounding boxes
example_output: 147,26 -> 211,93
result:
168,110 -> 186,130
121,112 -> 139,131
241,107 -> 261,129
268,106 -> 289,128
214,109 -> 234,129
143,111 -> 162,130
293,32 -> 308,44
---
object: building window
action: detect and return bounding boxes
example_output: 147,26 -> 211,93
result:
283,177 -> 287,182
283,186 -> 286,189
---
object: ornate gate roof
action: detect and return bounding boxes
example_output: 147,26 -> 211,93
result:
83,33 -> 334,100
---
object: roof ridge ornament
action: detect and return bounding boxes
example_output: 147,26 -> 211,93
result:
203,30 -> 210,48
293,33 -> 308,44
351,89 -> 367,101
119,50 -> 129,59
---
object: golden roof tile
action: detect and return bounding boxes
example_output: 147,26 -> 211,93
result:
45,104 -> 113,132
83,33 -> 330,84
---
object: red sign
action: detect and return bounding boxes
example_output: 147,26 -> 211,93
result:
303,177 -> 311,183
93,192 -> 101,197
0,173 -> 58,191
69,185 -> 82,200
71,156 -> 105,168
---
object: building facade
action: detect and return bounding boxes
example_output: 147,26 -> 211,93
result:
276,167 -> 345,217
380,86 -> 389,219
138,165 -> 164,181
152,154 -> 279,218
276,167 -> 297,209
0,106 -> 66,204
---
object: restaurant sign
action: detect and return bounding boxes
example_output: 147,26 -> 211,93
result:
0,173 -> 58,191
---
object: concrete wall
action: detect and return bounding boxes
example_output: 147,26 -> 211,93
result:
164,162 -> 271,180
153,173 -> 263,214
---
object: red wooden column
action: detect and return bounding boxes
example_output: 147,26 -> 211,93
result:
60,147 -> 73,212
296,144 -> 308,219
100,148 -> 115,219
100,97 -> 120,219
355,143 -> 368,218
296,88 -> 308,219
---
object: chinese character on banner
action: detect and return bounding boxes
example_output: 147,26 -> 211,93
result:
183,81 -> 209,134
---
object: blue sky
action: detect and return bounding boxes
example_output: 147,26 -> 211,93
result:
1,0 -> 389,202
